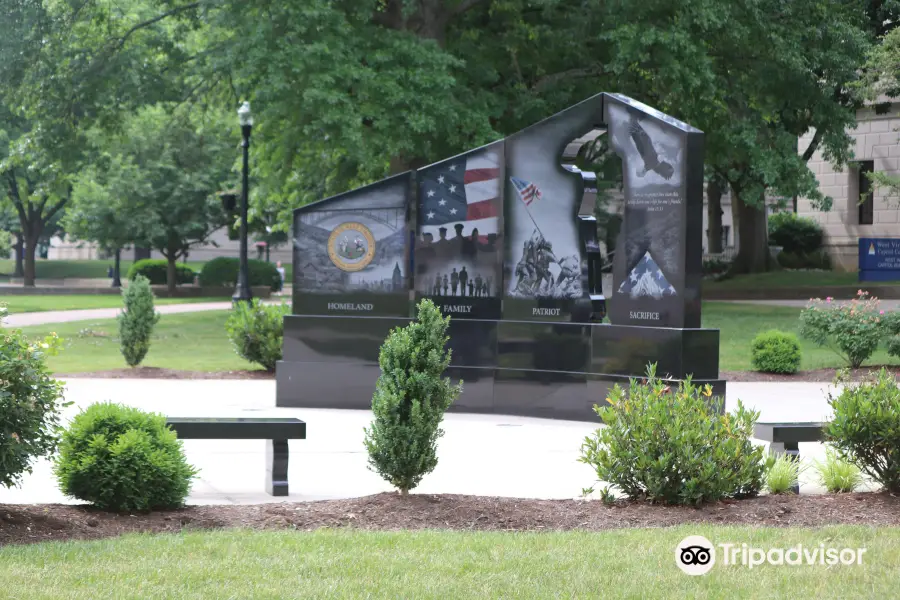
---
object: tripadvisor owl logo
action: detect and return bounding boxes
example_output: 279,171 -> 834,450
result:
676,535 -> 715,576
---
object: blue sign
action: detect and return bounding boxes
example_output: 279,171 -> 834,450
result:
859,238 -> 900,281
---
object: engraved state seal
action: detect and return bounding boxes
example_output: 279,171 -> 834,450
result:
328,222 -> 376,272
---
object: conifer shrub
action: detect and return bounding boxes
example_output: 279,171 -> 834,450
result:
363,299 -> 462,495
118,275 -> 160,367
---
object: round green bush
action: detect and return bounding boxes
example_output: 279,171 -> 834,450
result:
768,212 -> 824,256
751,330 -> 802,374
199,257 -> 283,292
54,403 -> 197,512
127,259 -> 195,286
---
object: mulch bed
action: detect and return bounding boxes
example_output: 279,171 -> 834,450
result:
58,367 -> 275,380
2,492 -> 900,546
723,366 -> 900,383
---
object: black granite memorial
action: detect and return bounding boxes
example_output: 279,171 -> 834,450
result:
276,93 -> 723,421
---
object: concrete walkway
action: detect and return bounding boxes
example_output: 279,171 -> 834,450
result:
3,299 -> 286,328
0,379 -> 857,506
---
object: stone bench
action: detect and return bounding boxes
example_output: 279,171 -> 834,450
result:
753,422 -> 825,493
166,417 -> 307,497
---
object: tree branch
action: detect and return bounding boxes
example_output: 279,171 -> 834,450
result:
801,128 -> 823,163
112,3 -> 201,53
5,171 -> 27,225
44,197 -> 68,223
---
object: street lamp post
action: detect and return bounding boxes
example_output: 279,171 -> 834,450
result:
233,101 -> 254,305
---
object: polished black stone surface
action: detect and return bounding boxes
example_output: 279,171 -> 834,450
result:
166,417 -> 306,440
277,315 -> 723,422
283,315 -> 410,363
292,291 -> 411,319
165,418 -> 303,497
266,439 -> 290,496
278,93 -> 722,422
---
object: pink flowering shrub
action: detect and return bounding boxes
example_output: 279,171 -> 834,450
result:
799,291 -> 885,368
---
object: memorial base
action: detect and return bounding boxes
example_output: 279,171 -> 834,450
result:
276,314 -> 725,422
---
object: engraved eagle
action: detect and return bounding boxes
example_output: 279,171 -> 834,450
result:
628,115 -> 675,180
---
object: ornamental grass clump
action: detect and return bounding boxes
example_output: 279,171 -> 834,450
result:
364,299 -> 462,495
580,365 -> 765,506
799,291 -> 884,368
814,447 -> 863,493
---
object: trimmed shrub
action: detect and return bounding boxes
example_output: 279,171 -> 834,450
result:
225,300 -> 290,371
702,257 -> 731,276
826,368 -> 900,493
119,275 -> 160,367
0,305 -> 67,488
364,299 -> 462,494
814,447 -> 863,493
199,257 -> 282,292
54,402 -> 196,512
799,291 -> 884,368
777,249 -> 832,270
750,330 -> 801,374
882,311 -> 900,362
126,259 -> 195,286
768,212 -> 824,255
580,365 -> 765,505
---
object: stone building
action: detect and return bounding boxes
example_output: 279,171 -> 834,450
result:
798,98 -> 900,271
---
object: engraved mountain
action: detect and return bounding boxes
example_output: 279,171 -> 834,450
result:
617,251 -> 676,299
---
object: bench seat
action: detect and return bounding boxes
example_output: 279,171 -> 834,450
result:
166,417 -> 306,497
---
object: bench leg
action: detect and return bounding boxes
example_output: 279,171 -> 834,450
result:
266,439 -> 289,497
770,441 -> 801,494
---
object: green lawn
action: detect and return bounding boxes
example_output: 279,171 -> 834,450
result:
11,301 -> 892,374
702,302 -> 899,371
4,295 -> 222,314
704,270 -> 899,291
19,310 -> 263,374
0,527 -> 895,599
0,258 -> 294,282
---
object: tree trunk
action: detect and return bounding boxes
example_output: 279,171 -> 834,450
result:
166,254 -> 177,297
731,188 -> 770,274
22,234 -> 38,287
707,179 -> 724,254
134,246 -> 151,261
112,248 -> 122,288
13,234 -> 24,277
